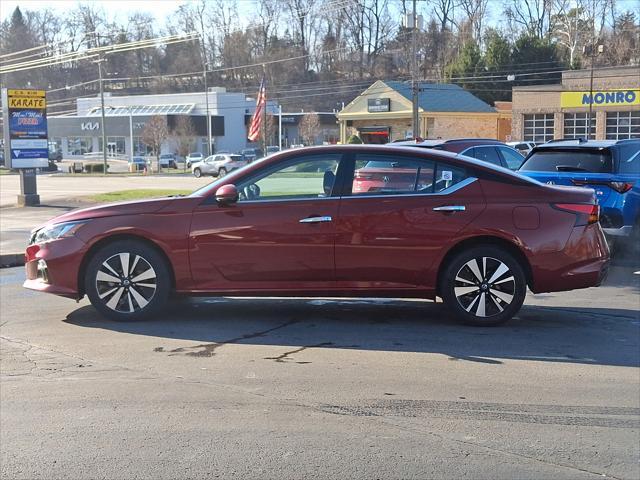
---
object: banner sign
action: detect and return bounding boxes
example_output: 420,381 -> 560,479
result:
2,88 -> 49,168
561,89 -> 640,108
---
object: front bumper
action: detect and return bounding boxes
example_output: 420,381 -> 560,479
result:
23,236 -> 87,299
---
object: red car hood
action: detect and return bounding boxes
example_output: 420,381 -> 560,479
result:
42,198 -> 178,227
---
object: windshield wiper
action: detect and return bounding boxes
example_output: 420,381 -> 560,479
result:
556,165 -> 590,172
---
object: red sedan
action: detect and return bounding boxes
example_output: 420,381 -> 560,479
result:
24,145 -> 609,326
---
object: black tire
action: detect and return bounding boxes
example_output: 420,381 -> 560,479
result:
218,167 -> 227,178
193,168 -> 201,178
84,240 -> 170,321
441,245 -> 527,326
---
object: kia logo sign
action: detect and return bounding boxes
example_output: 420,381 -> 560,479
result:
81,122 -> 100,131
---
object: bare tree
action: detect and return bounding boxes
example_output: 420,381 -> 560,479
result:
299,113 -> 320,145
141,116 -> 168,172
503,0 -> 552,39
459,0 -> 489,43
172,116 -> 196,171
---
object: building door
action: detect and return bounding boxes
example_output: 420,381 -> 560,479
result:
359,126 -> 390,144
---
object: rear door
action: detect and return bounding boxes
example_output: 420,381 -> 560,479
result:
335,152 -> 486,289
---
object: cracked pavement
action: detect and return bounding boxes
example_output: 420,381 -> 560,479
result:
1,265 -> 639,479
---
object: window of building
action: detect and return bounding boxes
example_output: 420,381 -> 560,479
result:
523,114 -> 554,142
133,137 -> 152,156
564,112 -> 595,139
67,137 -> 93,156
606,111 -> 640,140
99,136 -> 126,156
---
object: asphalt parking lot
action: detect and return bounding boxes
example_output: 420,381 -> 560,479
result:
1,263 -> 638,479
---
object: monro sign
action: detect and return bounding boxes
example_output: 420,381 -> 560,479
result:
561,89 -> 640,108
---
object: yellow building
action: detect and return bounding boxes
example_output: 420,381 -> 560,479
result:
337,80 -> 511,143
511,66 -> 639,141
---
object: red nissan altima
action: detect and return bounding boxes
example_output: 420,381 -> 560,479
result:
24,145 -> 609,326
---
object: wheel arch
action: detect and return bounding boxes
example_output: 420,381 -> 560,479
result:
78,233 -> 176,296
435,235 -> 533,296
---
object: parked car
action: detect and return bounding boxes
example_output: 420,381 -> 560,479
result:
24,145 -> 609,326
192,154 -> 247,178
159,153 -> 177,169
265,146 -> 280,155
507,141 -> 537,155
128,156 -> 148,171
518,139 -> 640,240
185,152 -> 204,168
392,138 -> 525,170
241,148 -> 263,162
48,147 -> 63,162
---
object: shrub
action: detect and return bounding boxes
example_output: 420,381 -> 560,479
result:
346,134 -> 363,144
83,163 -> 109,173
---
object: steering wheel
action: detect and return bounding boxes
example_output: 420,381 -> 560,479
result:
239,183 -> 261,201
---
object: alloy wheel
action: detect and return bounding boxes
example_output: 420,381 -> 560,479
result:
453,256 -> 516,318
95,252 -> 157,313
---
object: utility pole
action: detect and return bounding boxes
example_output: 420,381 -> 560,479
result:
278,104 -> 282,151
203,61 -> 212,155
411,0 -> 419,139
262,65 -> 267,152
97,57 -> 108,175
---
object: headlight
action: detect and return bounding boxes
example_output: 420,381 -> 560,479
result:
30,221 -> 88,245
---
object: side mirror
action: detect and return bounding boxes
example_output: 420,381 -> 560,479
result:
215,184 -> 239,205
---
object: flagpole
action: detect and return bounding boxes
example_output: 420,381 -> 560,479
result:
262,64 -> 267,153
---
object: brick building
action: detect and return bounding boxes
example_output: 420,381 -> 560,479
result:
336,80 -> 511,143
511,65 -> 639,142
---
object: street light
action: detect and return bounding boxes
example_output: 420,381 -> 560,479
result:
203,61 -> 212,155
584,42 -> 604,139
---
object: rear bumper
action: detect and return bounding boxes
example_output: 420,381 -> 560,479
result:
530,223 -> 610,293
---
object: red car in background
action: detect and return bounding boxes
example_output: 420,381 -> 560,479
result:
24,145 -> 609,326
353,139 -> 525,194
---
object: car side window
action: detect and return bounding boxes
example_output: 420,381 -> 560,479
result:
498,147 -> 525,170
471,146 -> 502,166
433,163 -> 467,193
236,154 -> 341,202
351,154 -> 435,195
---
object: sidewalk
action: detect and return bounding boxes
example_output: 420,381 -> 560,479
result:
0,201 -> 89,267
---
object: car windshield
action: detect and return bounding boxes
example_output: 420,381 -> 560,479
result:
520,149 -> 614,173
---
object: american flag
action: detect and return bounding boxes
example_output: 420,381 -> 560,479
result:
247,76 -> 266,142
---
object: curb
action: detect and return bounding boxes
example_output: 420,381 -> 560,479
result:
0,254 -> 24,269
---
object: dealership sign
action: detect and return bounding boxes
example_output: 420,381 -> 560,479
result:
367,98 -> 391,112
560,89 -> 640,108
2,89 -> 49,169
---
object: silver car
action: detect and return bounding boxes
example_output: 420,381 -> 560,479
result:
192,154 -> 247,178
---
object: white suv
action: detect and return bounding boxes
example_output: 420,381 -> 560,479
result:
192,154 -> 247,178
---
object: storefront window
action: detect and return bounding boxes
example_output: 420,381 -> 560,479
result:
133,137 -> 152,156
67,137 -> 93,156
606,111 -> 640,140
564,113 -> 595,139
99,136 -> 126,156
523,114 -> 554,142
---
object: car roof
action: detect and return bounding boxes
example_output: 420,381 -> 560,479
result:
534,139 -> 640,149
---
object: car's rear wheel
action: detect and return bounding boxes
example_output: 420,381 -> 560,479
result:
193,168 -> 201,178
441,246 -> 526,326
218,167 -> 227,178
84,240 -> 170,321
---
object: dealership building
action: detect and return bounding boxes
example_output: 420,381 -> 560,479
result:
337,80 -> 512,143
47,89 -> 279,158
511,65 -> 639,142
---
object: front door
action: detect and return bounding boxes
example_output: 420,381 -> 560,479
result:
335,152 -> 486,290
189,153 -> 343,291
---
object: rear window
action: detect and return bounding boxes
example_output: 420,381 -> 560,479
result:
520,149 -> 613,173
230,155 -> 243,161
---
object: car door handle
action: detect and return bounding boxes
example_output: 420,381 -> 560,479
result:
433,205 -> 466,212
299,216 -> 333,223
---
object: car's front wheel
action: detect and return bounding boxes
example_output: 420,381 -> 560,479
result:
193,168 -> 202,178
84,240 -> 170,321
441,245 -> 527,326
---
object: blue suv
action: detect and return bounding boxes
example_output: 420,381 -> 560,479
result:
518,139 -> 640,240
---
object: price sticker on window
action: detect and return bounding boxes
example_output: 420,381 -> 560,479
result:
441,170 -> 453,181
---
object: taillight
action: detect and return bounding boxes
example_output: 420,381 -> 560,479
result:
571,179 -> 634,193
552,203 -> 600,226
608,182 -> 634,193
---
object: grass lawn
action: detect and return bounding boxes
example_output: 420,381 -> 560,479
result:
0,169 -> 17,175
89,189 -> 192,203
